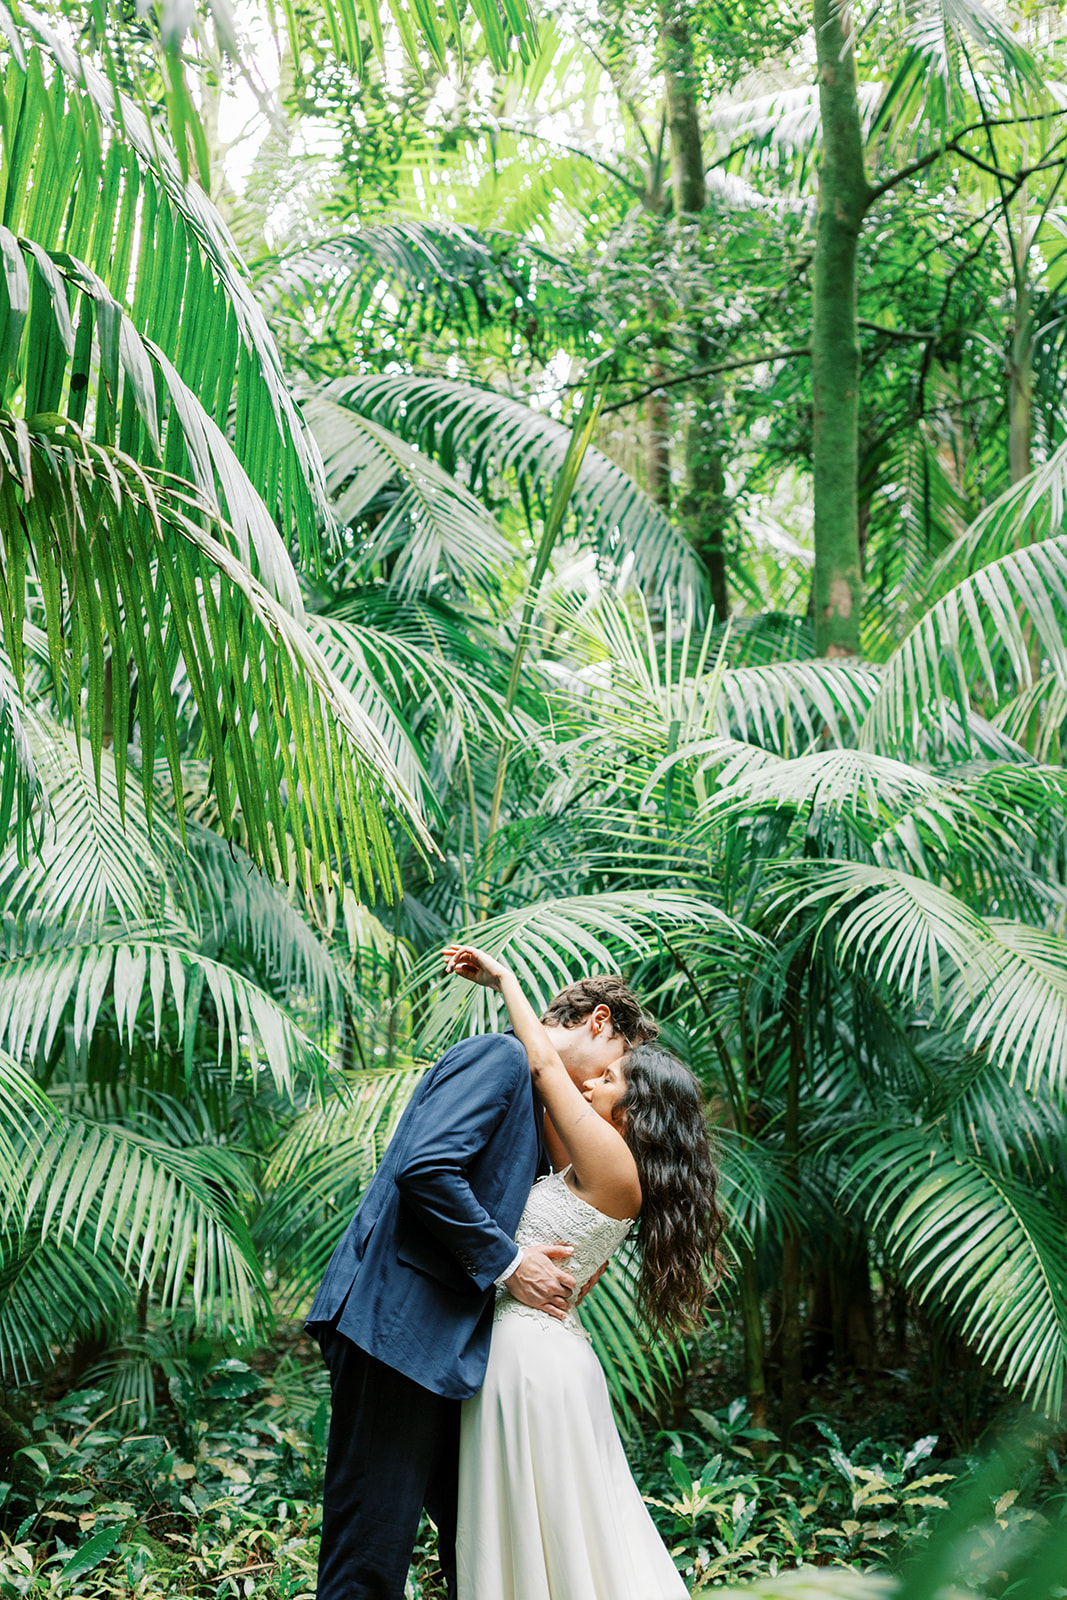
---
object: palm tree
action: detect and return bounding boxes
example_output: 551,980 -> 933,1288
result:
0,704 -> 349,1387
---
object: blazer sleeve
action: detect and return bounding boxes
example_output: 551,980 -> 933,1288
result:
393,1032 -> 530,1292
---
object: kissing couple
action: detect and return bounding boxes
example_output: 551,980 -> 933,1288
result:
306,947 -> 726,1599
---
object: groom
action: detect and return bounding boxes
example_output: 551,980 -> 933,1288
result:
306,972 -> 656,1600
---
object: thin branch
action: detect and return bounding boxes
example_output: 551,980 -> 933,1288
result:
867,106 -> 1067,205
858,319 -> 936,343
493,120 -> 651,204
601,346 -> 811,412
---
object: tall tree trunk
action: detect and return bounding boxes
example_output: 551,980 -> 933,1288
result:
683,398 -> 730,621
660,1 -> 707,216
812,0 -> 870,657
646,367 -> 672,510
738,1247 -> 767,1436
660,0 -> 731,616
780,966 -> 804,1437
1009,278 -> 1033,487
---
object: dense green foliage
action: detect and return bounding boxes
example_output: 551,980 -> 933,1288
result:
1,0 -> 1067,1593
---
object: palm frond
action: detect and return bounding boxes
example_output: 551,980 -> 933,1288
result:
781,861 -> 1067,1096
0,719 -> 197,935
859,534 -> 1067,757
0,651 -> 44,863
1,419 -> 430,893
413,891 -> 757,1052
930,434 -> 1067,590
718,662 -> 879,752
577,1247 -> 686,1424
259,222 -> 588,365
6,9 -> 328,560
188,826 -> 342,1017
260,1067 -> 425,1304
555,600 -> 878,765
0,931 -> 329,1093
868,0 -> 1045,154
320,375 -> 703,596
303,395 -> 513,597
7,1115 -> 265,1332
841,1124 -> 1067,1415
0,1229 -> 131,1380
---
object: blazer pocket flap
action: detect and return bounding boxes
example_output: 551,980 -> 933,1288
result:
395,1228 -> 476,1295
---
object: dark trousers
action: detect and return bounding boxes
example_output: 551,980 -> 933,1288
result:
316,1325 -> 460,1600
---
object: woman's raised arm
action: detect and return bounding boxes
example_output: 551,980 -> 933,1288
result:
443,944 -> 640,1220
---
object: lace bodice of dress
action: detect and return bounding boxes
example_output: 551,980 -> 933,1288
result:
494,1169 -> 633,1341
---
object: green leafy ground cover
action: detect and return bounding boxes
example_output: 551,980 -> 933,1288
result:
1,1336 -> 1064,1600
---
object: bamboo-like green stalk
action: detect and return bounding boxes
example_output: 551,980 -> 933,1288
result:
481,387 -> 604,907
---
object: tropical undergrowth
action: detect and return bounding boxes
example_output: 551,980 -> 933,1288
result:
0,1327 -> 1064,1600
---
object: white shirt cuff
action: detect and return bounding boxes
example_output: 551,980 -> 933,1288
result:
493,1248 -> 524,1288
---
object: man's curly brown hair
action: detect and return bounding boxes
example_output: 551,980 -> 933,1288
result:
540,975 -> 658,1048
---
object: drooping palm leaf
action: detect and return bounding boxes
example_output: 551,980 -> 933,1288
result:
259,221 -> 588,369
413,890 -> 757,1052
866,0 -> 1046,154
6,1116 -> 265,1332
0,716 -> 197,934
188,825 -> 343,1017
319,374 -> 703,596
3,10 -> 328,561
859,534 -> 1067,757
782,861 -> 1067,1096
841,1123 -> 1067,1415
0,419 -> 429,893
302,394 -> 513,597
0,1228 -> 131,1380
554,599 -> 879,765
259,1066 -> 425,1303
0,930 -> 329,1093
0,649 -> 43,863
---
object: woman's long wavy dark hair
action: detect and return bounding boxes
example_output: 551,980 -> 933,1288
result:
616,1043 -> 726,1339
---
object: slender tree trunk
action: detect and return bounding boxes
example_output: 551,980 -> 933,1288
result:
1010,244 -> 1033,488
683,397 -> 731,621
646,369 -> 672,510
660,1 -> 706,216
812,0 -> 871,657
659,0 -> 731,616
1007,194 -> 1042,695
780,973 -> 804,1437
738,1247 -> 767,1436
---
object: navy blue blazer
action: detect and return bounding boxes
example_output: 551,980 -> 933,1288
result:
305,1031 -> 544,1399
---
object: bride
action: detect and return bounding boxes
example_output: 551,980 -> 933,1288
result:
444,944 -> 726,1600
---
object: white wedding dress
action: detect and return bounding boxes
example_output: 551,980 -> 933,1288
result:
456,1170 -> 687,1599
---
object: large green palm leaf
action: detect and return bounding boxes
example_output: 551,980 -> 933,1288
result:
784,861 -> 1067,1096
6,1115 -> 265,1336
0,211 -> 433,890
0,650 -> 43,862
259,1067 -> 426,1303
2,13 -> 328,561
413,890 -> 757,1051
0,929 -> 330,1093
1,418 -> 429,892
0,1228 -> 131,1379
260,222 -> 588,370
302,394 -> 513,598
867,0 -> 1045,152
841,1124 -> 1067,1415
859,535 -> 1067,758
0,713 -> 197,933
320,375 -> 703,596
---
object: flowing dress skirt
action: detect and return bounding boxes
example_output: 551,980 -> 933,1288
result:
456,1308 -> 687,1600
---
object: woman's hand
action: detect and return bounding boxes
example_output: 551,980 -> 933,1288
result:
443,943 -> 509,991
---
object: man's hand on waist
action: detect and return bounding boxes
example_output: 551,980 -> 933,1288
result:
502,1244 -> 576,1322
